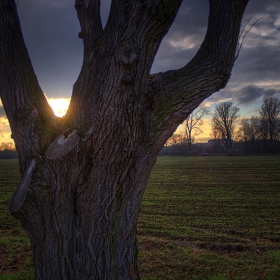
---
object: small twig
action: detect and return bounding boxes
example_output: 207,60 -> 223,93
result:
235,16 -> 263,61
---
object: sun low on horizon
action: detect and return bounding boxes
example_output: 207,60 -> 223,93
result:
47,98 -> 70,117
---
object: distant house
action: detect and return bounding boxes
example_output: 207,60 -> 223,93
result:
207,139 -> 225,146
201,139 -> 227,154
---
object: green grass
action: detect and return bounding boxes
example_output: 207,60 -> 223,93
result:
0,160 -> 33,279
0,156 -> 280,279
138,156 -> 280,279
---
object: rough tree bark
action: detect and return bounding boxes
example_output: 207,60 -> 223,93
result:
0,0 -> 249,279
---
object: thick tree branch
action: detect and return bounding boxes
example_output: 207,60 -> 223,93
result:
103,0 -> 182,74
67,0 -> 183,133
146,0 -> 249,148
75,0 -> 103,58
105,0 -> 182,41
0,0 -> 62,169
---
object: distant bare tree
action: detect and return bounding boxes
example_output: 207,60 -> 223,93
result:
238,117 -> 262,153
276,120 -> 280,141
210,126 -> 222,140
212,101 -> 240,149
185,106 -> 209,150
259,97 -> 280,144
238,117 -> 250,152
238,99 -> 280,153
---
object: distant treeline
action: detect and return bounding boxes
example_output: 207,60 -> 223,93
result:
160,96 -> 280,156
0,142 -> 18,159
0,150 -> 18,159
159,138 -> 280,157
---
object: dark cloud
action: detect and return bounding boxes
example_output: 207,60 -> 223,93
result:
152,1 -> 208,72
233,85 -> 279,105
206,85 -> 280,109
234,47 -> 280,81
244,0 -> 280,16
164,1 -> 209,39
17,0 -> 83,97
234,86 -> 262,105
203,91 -> 233,105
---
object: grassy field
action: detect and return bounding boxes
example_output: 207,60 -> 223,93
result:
0,156 -> 280,279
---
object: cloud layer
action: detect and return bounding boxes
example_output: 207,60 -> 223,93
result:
0,0 -> 276,142
15,1 -> 280,107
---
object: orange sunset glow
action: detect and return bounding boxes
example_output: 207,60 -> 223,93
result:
47,98 -> 70,117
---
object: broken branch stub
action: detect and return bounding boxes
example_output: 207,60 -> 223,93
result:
9,159 -> 36,213
46,130 -> 80,159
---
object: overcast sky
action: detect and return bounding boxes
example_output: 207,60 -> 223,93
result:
1,0 -> 280,142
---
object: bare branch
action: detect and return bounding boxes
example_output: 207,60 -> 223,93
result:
235,15 -> 263,60
185,106 -> 209,148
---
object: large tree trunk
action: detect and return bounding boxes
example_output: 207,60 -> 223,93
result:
11,144 -> 157,279
0,0 -> 249,279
